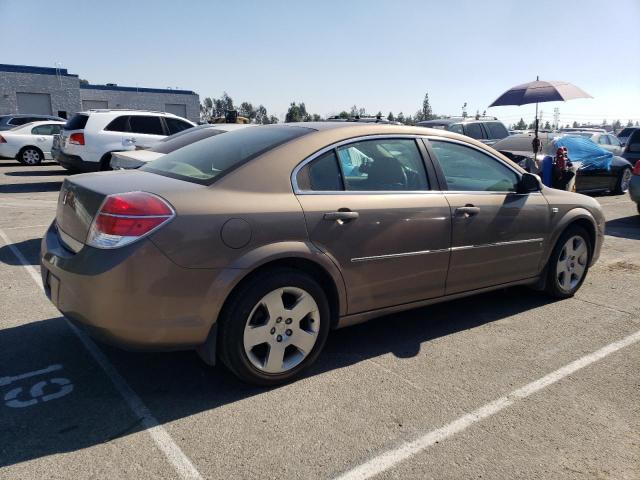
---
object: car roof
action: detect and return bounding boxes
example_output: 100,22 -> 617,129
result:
0,114 -> 62,119
77,109 -> 186,118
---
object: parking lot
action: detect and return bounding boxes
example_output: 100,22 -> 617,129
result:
0,159 -> 638,479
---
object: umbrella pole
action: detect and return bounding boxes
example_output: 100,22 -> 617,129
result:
533,101 -> 540,155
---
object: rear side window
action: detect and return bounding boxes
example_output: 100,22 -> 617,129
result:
430,140 -> 519,192
129,116 -> 164,135
485,122 -> 509,139
142,125 -> 311,185
64,114 -> 89,130
336,138 -> 429,191
448,124 -> 464,134
165,117 -> 193,135
297,151 -> 343,191
105,116 -> 130,132
31,124 -> 60,135
463,123 -> 485,139
8,117 -> 34,126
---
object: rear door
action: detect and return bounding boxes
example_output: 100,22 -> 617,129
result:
462,123 -> 489,144
294,136 -> 451,314
127,115 -> 167,148
426,138 -> 549,294
30,123 -> 61,157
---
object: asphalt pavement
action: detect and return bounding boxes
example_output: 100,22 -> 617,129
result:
0,160 -> 638,479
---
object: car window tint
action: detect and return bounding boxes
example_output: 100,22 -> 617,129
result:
430,140 -> 519,192
166,117 -> 193,135
448,124 -> 464,134
129,116 -> 164,135
104,116 -> 129,132
297,150 -> 343,191
485,122 -> 509,139
598,135 -> 610,145
9,117 -> 32,126
142,125 -> 311,185
608,135 -> 620,146
463,123 -> 484,139
336,138 -> 429,191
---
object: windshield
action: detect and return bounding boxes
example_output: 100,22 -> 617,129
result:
142,125 -> 312,184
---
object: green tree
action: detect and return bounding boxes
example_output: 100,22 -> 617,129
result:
387,112 -> 395,122
285,102 -> 312,122
544,120 -> 551,130
79,78 -> 89,86
239,102 -> 256,121
612,119 -> 622,131
626,120 -> 633,127
338,111 -> 349,119
572,121 -> 579,128
515,118 -> 527,130
200,97 -> 213,121
396,112 -> 405,124
421,93 -> 433,121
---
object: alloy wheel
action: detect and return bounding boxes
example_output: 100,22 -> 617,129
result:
22,149 -> 41,165
556,235 -> 588,292
620,168 -> 632,193
243,287 -> 320,374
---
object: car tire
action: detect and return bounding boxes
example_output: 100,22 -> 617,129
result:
217,268 -> 330,386
99,153 -> 113,171
544,225 -> 592,299
17,146 -> 43,166
614,167 -> 632,194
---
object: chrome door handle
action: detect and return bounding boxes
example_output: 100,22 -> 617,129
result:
323,210 -> 359,221
455,206 -> 480,217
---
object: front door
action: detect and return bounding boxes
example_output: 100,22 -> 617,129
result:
427,139 -> 550,294
294,137 -> 451,314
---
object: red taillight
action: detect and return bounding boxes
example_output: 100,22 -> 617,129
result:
633,161 -> 640,176
87,192 -> 174,249
0,135 -> 6,143
69,132 -> 85,145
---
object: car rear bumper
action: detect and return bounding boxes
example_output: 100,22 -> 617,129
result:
40,222 -> 223,350
54,150 -> 100,172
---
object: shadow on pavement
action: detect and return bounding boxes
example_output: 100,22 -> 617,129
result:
605,215 -> 640,240
0,181 -> 62,193
0,160 -> 58,168
5,170 -> 68,177
0,285 -> 555,468
0,238 -> 42,266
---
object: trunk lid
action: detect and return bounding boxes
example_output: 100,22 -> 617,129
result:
55,170 -> 204,247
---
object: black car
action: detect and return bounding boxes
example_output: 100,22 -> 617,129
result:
417,117 -> 510,145
493,133 -> 633,195
0,114 -> 66,131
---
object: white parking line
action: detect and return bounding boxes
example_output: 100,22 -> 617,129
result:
335,329 -> 640,480
1,224 -> 50,230
0,228 -> 204,480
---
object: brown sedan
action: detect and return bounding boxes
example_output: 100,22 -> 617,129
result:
41,123 -> 605,386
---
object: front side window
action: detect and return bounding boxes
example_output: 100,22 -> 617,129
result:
597,135 -> 610,145
129,116 -> 164,135
166,117 -> 193,135
485,122 -> 509,139
448,124 -> 464,134
608,135 -> 620,146
463,123 -> 485,140
430,140 -> 519,192
336,138 -> 429,191
143,125 -> 311,185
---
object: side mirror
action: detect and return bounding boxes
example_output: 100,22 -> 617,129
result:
518,172 -> 541,193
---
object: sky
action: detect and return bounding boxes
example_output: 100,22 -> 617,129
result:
1,0 -> 639,126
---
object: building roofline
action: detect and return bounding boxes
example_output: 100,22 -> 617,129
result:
0,63 -> 79,77
80,84 -> 197,96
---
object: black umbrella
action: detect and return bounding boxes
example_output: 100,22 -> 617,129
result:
489,76 -> 592,154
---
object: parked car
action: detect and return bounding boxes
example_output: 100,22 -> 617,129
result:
493,133 -> 633,194
560,127 -> 607,134
110,123 -> 252,169
0,114 -> 65,131
629,160 -> 640,214
41,123 -> 605,386
417,117 -> 509,145
566,131 -> 623,155
55,110 -> 195,172
0,121 -> 65,164
619,128 -> 640,166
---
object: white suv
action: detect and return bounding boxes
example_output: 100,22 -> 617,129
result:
55,110 -> 195,171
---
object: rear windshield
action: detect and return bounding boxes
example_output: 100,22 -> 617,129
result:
64,114 -> 89,130
151,126 -> 223,154
142,125 -> 312,185
618,128 -> 634,138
